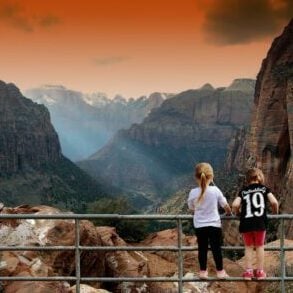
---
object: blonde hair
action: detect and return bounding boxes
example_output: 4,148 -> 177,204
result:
246,167 -> 265,185
194,162 -> 214,204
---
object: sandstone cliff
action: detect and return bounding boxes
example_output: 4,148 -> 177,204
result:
226,19 -> 293,236
0,81 -> 107,210
79,80 -> 254,208
248,19 -> 293,219
0,81 -> 61,174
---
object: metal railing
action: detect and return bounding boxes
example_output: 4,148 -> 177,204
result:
0,214 -> 292,293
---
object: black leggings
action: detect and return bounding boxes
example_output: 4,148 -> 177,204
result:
195,226 -> 223,271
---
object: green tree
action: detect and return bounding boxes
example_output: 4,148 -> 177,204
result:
87,197 -> 149,242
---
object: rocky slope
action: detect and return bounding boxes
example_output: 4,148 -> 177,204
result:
25,86 -> 171,161
1,204 -> 292,293
0,81 -> 107,211
78,79 -> 255,209
0,82 -> 61,174
226,19 -> 293,236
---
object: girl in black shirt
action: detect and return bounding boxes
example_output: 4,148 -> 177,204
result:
232,168 -> 278,280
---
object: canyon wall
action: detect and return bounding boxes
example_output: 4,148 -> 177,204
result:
226,19 -> 293,236
0,81 -> 107,211
79,80 -> 255,208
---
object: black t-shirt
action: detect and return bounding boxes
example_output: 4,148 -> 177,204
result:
238,183 -> 271,233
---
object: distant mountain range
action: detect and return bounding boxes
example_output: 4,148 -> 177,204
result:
78,78 -> 256,209
25,86 -> 173,161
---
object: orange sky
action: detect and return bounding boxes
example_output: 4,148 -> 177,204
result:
0,0 -> 291,97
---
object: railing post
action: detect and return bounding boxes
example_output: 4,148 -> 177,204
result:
75,219 -> 81,293
177,218 -> 183,293
280,218 -> 285,293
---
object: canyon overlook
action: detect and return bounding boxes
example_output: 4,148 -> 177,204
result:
0,14 -> 292,293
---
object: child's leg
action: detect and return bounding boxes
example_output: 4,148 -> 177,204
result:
208,227 -> 223,271
254,231 -> 266,271
244,246 -> 254,269
255,245 -> 264,270
242,232 -> 254,270
195,227 -> 209,271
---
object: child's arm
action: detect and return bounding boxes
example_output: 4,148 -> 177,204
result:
268,192 -> 279,214
187,192 -> 195,211
223,203 -> 232,215
217,190 -> 232,215
232,197 -> 241,215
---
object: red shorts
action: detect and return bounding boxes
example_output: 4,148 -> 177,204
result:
242,231 -> 266,247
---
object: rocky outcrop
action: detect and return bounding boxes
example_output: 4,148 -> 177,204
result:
0,81 -> 61,175
79,80 -> 254,208
25,86 -> 171,161
96,226 -> 149,292
69,285 -> 110,293
226,20 -> 293,236
0,81 -> 107,210
225,127 -> 248,172
0,205 -> 106,292
247,21 -> 293,230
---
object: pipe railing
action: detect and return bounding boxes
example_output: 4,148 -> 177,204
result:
0,214 -> 292,293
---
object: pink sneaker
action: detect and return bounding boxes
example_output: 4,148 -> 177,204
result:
217,269 -> 229,279
255,269 -> 266,280
199,270 -> 208,279
242,269 -> 254,280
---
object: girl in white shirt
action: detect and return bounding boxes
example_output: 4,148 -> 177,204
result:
187,162 -> 231,279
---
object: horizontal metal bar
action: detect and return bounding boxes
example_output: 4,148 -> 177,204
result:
80,276 -> 293,282
0,276 -> 77,281
1,245 -> 292,252
78,245 -> 293,252
0,246 -> 75,251
0,214 -> 292,220
0,276 -> 292,282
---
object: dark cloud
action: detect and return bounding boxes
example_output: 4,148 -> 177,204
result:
202,0 -> 293,45
0,2 -> 33,32
0,2 -> 19,18
38,15 -> 61,28
10,16 -> 34,32
0,1 -> 60,32
93,56 -> 131,66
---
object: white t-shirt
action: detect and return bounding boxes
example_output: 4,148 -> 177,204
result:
187,185 -> 228,228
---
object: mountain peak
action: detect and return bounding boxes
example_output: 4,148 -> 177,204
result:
199,83 -> 214,91
224,79 -> 256,92
0,80 -> 21,93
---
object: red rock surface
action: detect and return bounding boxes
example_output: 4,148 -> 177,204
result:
0,205 -> 106,292
226,19 -> 293,237
69,285 -> 111,293
96,226 -> 149,292
246,20 -> 293,232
